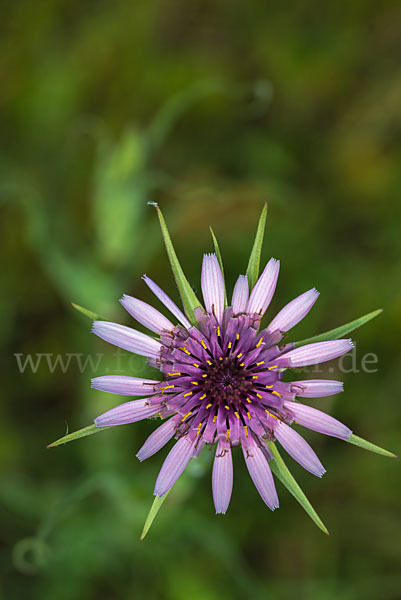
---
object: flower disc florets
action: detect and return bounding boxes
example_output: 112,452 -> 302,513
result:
155,308 -> 291,451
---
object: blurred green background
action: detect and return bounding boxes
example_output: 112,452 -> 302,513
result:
1,1 -> 401,598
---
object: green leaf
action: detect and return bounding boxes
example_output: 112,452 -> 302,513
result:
294,309 -> 383,347
246,203 -> 267,289
71,303 -> 106,321
346,434 -> 396,458
47,424 -> 107,448
267,441 -> 329,535
140,492 -> 170,540
209,227 -> 227,305
152,203 -> 201,325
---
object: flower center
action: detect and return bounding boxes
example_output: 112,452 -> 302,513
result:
223,375 -> 233,387
158,313 -> 286,445
202,358 -> 251,406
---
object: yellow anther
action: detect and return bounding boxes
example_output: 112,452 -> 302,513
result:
240,362 -> 245,367
246,398 -> 252,403
265,410 -> 277,419
206,403 -> 212,409
268,365 -> 278,370
202,374 -> 208,378
219,357 -> 223,361
235,412 -> 240,419
213,416 -> 217,423
193,363 -> 200,368
226,429 -> 231,441
244,425 -> 249,437
236,333 -> 240,340
167,372 -> 181,376
266,384 -> 273,389
228,342 -> 232,349
196,422 -> 203,435
247,411 -> 252,420
179,346 -> 191,355
163,385 -> 175,390
191,381 -> 199,385
237,352 -> 243,359
224,405 -> 230,410
206,360 -> 213,366
200,394 -> 207,400
201,339 -> 208,350
252,375 -> 258,379
272,390 -> 282,397
256,393 -> 262,399
256,336 -> 264,348
181,411 -> 192,422
183,391 -> 193,397
256,361 -> 265,366
217,326 -> 221,337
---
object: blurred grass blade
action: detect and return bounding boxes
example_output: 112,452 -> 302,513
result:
152,203 -> 201,324
140,492 -> 170,540
246,203 -> 267,289
92,128 -> 146,266
267,441 -> 329,535
71,303 -> 106,321
210,227 -> 227,305
148,79 -> 226,153
47,424 -> 107,448
346,434 -> 396,458
294,309 -> 382,347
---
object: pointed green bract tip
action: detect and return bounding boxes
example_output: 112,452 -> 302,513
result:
140,492 -> 170,540
267,441 -> 329,535
71,303 -> 105,322
294,308 -> 383,347
246,203 -> 268,289
153,203 -> 201,325
47,424 -> 105,448
347,434 -> 397,458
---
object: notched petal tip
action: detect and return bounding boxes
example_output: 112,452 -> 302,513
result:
242,439 -> 279,510
275,422 -> 325,477
290,379 -> 344,398
277,338 -> 354,368
284,401 -> 352,440
201,253 -> 225,323
266,287 -> 320,336
247,257 -> 280,317
142,274 -> 192,330
212,441 -> 233,515
154,436 -> 195,497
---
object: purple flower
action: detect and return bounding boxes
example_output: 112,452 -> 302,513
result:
91,253 -> 355,514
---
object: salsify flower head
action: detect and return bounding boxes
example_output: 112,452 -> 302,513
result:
91,244 -> 355,514
48,204 -> 394,534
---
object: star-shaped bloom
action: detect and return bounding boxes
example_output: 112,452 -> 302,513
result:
92,253 -> 353,514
